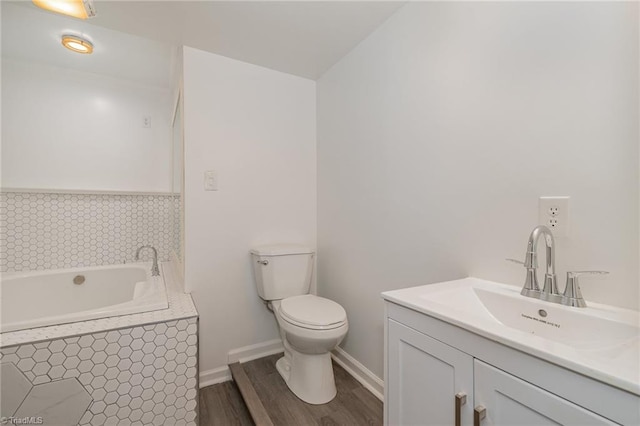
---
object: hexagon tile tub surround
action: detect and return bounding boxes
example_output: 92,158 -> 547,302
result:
0,318 -> 198,425
0,191 -> 180,273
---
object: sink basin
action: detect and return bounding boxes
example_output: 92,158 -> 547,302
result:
418,281 -> 638,348
382,277 -> 640,395
473,287 -> 638,348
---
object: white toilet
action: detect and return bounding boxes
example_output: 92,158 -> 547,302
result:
250,244 -> 348,405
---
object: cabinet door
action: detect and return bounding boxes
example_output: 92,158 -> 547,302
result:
474,360 -> 616,426
387,319 -> 474,426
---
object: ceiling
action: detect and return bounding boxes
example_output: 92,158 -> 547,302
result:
2,1 -> 404,83
63,0 -> 405,80
1,2 -> 176,88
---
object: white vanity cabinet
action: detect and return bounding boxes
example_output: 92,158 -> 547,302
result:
387,319 -> 474,425
384,301 -> 638,426
474,361 -> 614,425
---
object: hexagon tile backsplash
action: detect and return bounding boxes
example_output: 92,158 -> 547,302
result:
0,318 -> 198,426
0,192 -> 180,273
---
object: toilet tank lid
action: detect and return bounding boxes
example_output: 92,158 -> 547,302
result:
250,244 -> 315,256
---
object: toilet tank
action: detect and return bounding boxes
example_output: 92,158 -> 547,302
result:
250,245 -> 315,300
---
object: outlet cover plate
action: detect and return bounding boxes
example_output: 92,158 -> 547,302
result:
539,196 -> 570,237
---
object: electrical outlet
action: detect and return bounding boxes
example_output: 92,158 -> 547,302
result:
143,116 -> 151,128
539,196 -> 570,237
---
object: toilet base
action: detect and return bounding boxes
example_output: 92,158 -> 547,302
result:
275,352 -> 336,405
275,356 -> 291,382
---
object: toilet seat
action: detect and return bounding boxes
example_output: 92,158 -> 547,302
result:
279,295 -> 347,330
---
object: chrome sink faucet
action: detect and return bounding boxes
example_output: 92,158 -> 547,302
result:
528,225 -> 560,302
508,226 -> 608,307
509,225 -> 560,302
135,245 -> 160,276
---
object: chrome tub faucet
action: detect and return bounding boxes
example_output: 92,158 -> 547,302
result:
135,245 -> 160,276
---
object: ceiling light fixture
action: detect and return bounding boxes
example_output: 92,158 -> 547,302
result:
61,34 -> 93,54
32,0 -> 96,20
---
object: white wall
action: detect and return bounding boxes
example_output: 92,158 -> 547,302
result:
1,58 -> 172,192
182,47 -> 316,374
317,2 -> 639,380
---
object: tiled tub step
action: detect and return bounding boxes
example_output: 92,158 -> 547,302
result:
229,362 -> 274,426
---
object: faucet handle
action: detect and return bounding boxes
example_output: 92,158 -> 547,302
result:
507,258 -> 540,296
562,271 -> 609,308
567,270 -> 609,277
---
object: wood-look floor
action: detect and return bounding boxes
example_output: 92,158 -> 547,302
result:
199,380 -> 254,426
199,353 -> 383,426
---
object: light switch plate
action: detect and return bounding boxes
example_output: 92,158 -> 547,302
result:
204,171 -> 218,191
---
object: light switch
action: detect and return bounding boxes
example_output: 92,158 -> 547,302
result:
204,170 -> 218,191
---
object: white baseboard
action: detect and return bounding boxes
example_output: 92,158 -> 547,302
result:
200,339 -> 284,389
201,340 -> 384,402
331,346 -> 384,401
227,338 -> 284,364
199,366 -> 232,388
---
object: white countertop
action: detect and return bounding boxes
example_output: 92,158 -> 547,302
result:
382,277 -> 640,396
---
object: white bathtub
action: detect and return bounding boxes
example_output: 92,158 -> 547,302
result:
0,263 -> 168,333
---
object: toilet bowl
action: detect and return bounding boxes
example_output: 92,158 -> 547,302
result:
272,295 -> 348,404
250,244 -> 348,405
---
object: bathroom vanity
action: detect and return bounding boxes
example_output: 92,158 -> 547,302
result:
382,278 -> 640,426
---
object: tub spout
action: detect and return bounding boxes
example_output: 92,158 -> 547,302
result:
135,246 -> 160,276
